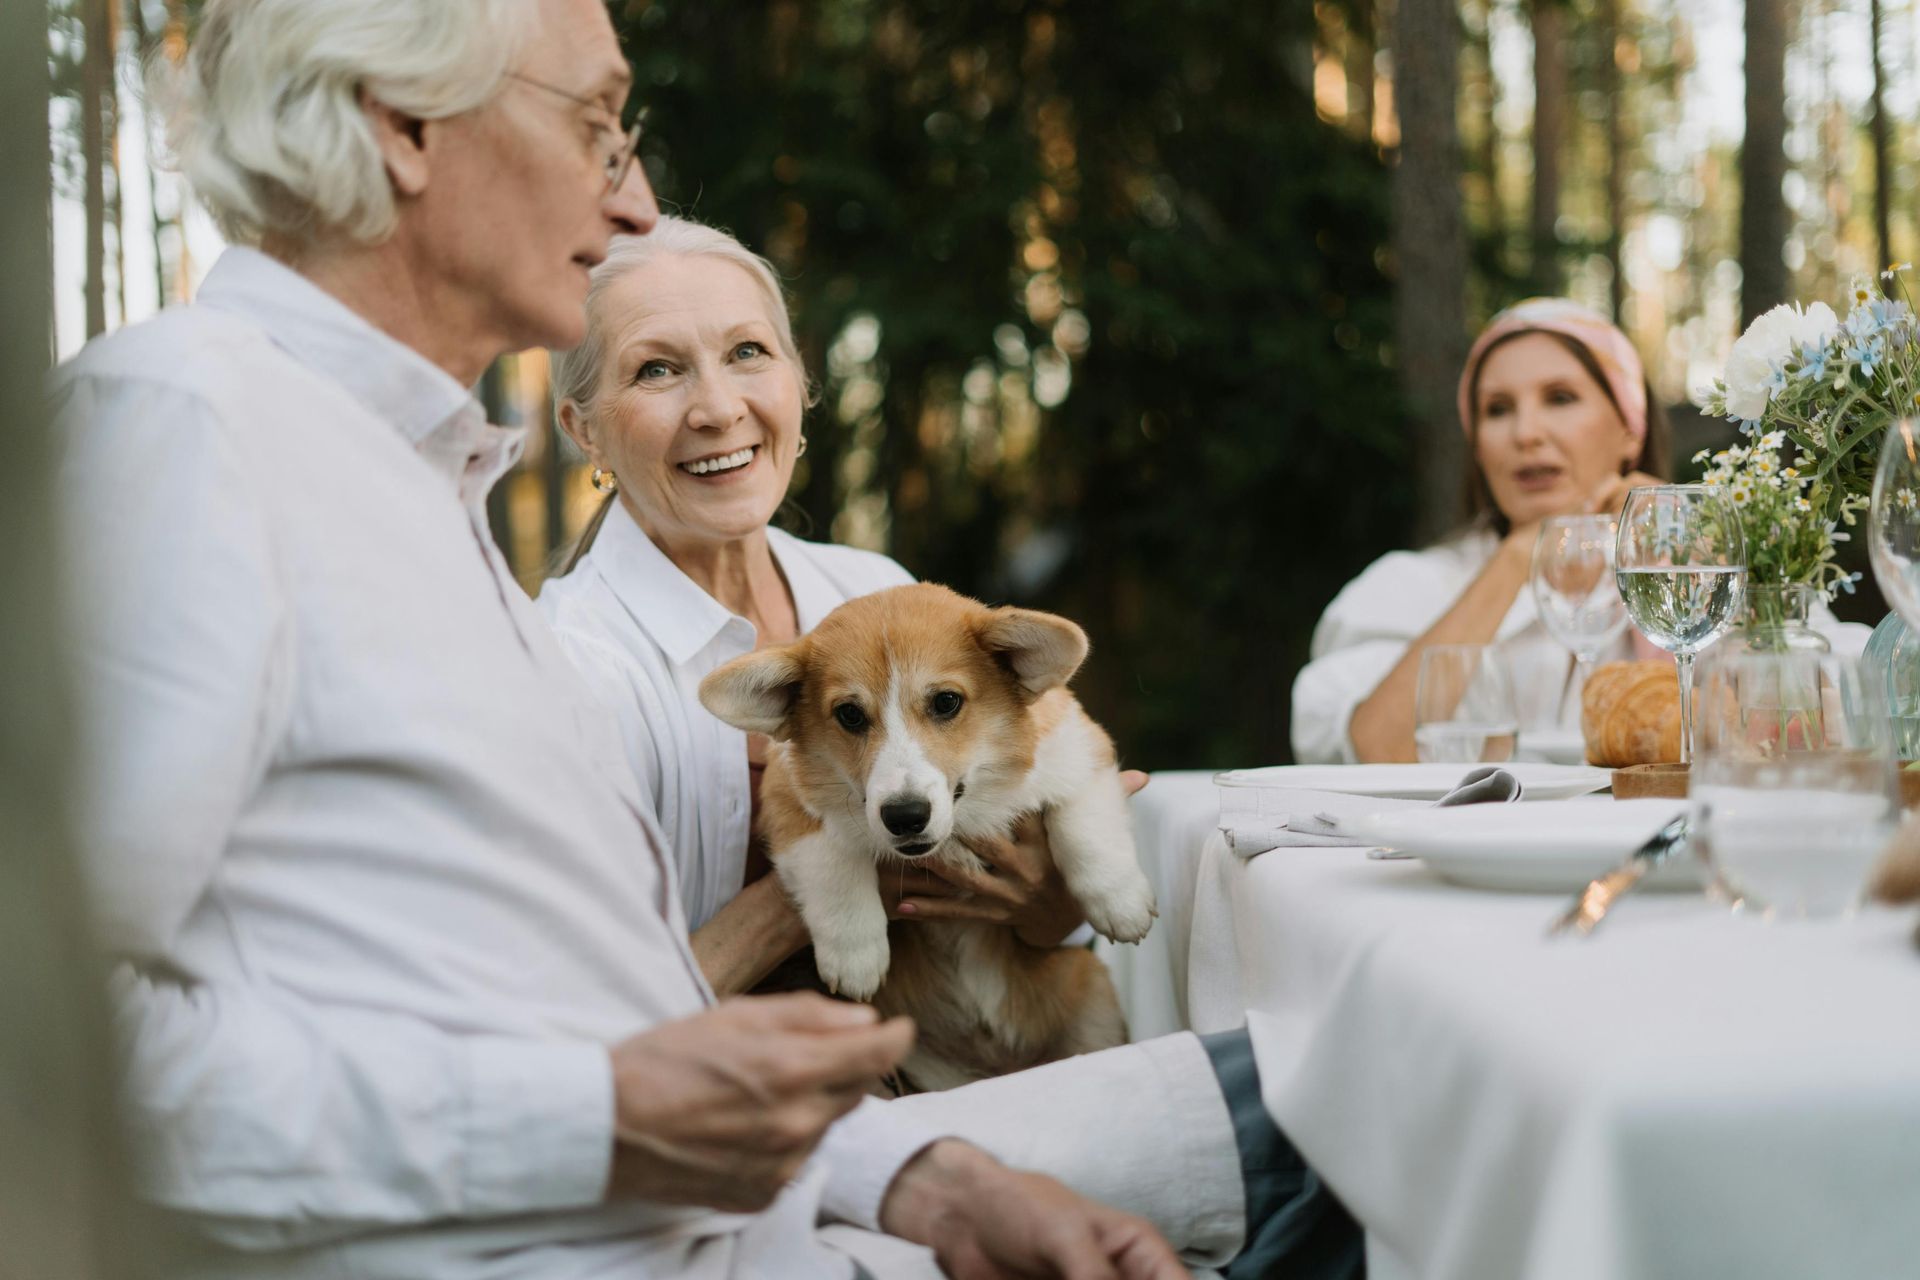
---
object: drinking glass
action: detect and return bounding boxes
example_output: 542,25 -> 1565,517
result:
1614,485 -> 1747,764
1689,650 -> 1899,918
1414,644 -> 1518,763
1531,514 -> 1629,701
1870,418 -> 1920,629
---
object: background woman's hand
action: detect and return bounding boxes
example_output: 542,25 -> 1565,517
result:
881,770 -> 1149,947
1586,469 -> 1665,521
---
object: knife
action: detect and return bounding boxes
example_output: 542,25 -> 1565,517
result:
1547,813 -> 1689,937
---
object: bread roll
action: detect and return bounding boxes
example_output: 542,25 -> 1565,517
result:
1581,660 -> 1681,767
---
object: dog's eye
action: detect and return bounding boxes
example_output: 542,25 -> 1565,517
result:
929,690 -> 964,720
832,703 -> 869,733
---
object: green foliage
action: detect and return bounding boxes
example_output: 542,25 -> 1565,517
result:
616,0 -> 1408,767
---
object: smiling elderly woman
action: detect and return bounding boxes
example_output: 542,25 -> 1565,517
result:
537,219 -> 1088,997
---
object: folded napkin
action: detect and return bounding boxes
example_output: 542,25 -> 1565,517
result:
1219,766 -> 1521,858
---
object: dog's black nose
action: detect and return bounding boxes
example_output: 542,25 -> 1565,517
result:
880,796 -> 932,836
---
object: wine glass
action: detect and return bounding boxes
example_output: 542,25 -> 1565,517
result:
1870,418 -> 1920,629
1531,514 -> 1629,707
1414,644 -> 1519,763
1614,485 -> 1747,764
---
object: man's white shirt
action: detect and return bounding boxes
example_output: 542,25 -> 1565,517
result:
51,246 -> 938,1280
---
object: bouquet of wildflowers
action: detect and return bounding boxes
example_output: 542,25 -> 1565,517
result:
1696,267 -> 1918,597
1692,432 -> 1865,599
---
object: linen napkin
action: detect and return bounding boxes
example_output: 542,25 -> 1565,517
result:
1219,766 -> 1521,858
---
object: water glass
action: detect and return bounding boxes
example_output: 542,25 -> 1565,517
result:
1615,485 -> 1747,763
1531,514 -> 1628,705
1870,418 -> 1920,630
1689,650 -> 1899,918
1414,644 -> 1518,764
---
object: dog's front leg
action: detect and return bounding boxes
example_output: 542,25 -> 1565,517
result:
775,831 -> 892,1000
1045,772 -> 1157,944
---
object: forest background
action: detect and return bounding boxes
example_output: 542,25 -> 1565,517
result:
46,0 -> 1918,769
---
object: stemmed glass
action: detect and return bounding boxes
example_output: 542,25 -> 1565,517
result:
1870,419 -> 1920,629
1614,485 -> 1747,764
1531,514 -> 1629,710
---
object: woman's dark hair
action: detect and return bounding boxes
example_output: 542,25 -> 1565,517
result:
1459,328 -> 1671,537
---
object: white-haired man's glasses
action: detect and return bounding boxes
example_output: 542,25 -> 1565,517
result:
507,72 -> 646,193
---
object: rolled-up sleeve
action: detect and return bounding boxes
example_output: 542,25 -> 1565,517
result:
813,1097 -> 948,1230
55,373 -> 616,1242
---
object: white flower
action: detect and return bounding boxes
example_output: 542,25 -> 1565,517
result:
1759,430 -> 1786,451
1730,482 -> 1753,505
1724,302 -> 1840,419
1795,497 -> 1812,513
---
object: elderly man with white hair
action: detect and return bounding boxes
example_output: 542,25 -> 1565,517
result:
50,1 -> 1362,1277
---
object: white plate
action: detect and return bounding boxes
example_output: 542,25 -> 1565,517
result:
1515,728 -> 1587,766
1346,797 -> 1701,893
1212,762 -> 1610,802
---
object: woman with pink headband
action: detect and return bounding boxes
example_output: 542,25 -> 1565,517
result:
1290,298 -> 1668,764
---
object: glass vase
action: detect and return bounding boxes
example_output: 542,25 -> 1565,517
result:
1717,583 -> 1831,659
1707,585 -> 1831,756
1864,607 -> 1920,759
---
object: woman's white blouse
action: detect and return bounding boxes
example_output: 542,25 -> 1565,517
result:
1289,528 -> 1871,765
537,503 -> 913,929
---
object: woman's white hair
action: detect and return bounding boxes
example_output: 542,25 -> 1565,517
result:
154,0 -> 535,246
551,217 -> 816,422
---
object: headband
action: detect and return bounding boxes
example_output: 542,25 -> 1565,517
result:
1456,297 -> 1648,447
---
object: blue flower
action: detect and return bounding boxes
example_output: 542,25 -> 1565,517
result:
1795,341 -> 1829,383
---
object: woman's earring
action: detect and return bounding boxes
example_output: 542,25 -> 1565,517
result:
796,434 -> 809,459
591,467 -> 619,494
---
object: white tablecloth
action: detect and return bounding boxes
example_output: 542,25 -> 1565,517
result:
1106,772 -> 1920,1280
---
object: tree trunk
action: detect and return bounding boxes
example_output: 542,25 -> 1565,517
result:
1740,0 -> 1789,326
1529,0 -> 1565,296
81,0 -> 111,337
1869,0 -> 1892,272
1600,0 -> 1626,321
1391,0 -> 1469,540
1347,0 -> 1376,141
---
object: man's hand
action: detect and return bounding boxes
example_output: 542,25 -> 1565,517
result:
879,1140 -> 1185,1280
884,771 -> 1151,947
606,994 -> 914,1213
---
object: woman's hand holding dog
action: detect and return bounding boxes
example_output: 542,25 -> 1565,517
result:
605,993 -> 914,1212
887,771 -> 1150,947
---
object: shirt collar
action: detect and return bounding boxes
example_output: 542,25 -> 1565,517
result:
196,246 -> 525,505
586,503 -> 840,667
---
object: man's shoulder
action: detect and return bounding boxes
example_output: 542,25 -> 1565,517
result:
53,302 -> 293,403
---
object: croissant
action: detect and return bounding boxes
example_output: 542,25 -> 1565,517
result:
1581,660 -> 1681,767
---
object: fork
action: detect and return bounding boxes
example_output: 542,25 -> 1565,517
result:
1547,814 -> 1689,937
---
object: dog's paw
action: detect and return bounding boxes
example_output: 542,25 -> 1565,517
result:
1077,869 -> 1158,944
814,932 -> 892,1001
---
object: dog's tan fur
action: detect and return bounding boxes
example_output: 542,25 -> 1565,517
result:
702,584 -> 1155,1090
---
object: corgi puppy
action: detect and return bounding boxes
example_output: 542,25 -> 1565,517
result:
698,583 -> 1157,1091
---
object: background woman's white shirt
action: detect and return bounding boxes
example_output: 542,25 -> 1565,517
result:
1289,527 -> 1871,766
537,502 -> 913,929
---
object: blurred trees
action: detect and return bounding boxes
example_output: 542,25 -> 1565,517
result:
1742,0 -> 1789,325
617,0 -> 1409,766
1390,0 -> 1471,544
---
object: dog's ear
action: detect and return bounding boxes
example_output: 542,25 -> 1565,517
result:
699,647 -> 806,739
976,607 -> 1089,694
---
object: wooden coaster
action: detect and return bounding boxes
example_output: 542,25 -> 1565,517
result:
1611,762 -> 1689,800
1613,761 -> 1920,808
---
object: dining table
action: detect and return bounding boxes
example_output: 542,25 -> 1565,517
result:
1099,766 -> 1920,1280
